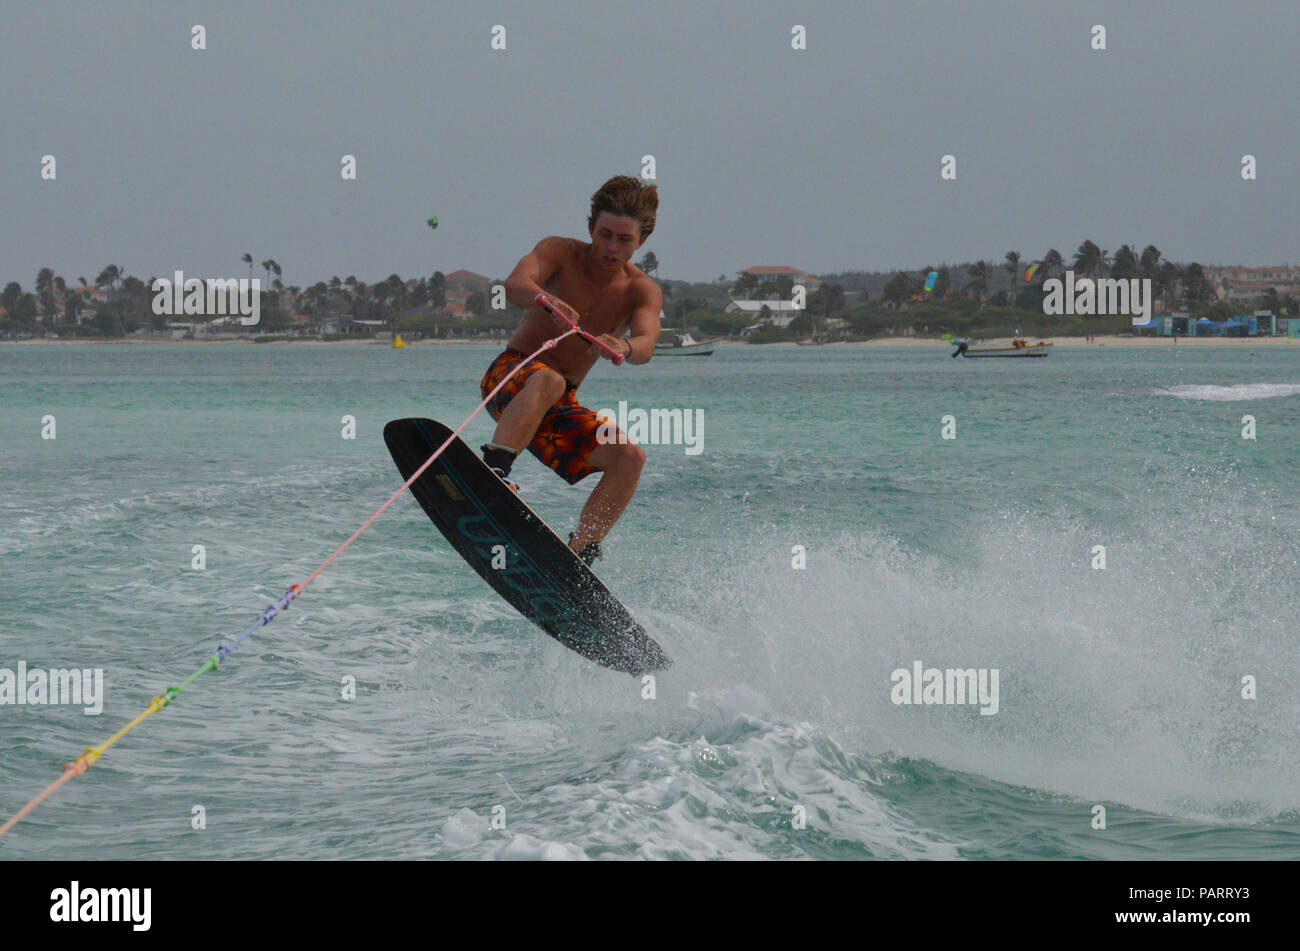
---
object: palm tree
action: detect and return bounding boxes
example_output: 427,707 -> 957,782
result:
1111,245 -> 1139,279
1042,249 -> 1065,280
51,276 -> 67,324
36,268 -> 56,324
240,253 -> 253,281
734,272 -> 759,297
62,289 -> 80,325
1183,263 -> 1212,309
94,265 -> 124,292
1158,261 -> 1181,311
1073,241 -> 1103,279
1139,245 -> 1162,281
1139,246 -> 1162,308
965,261 -> 993,304
934,267 -> 951,298
353,282 -> 369,319
428,272 -> 446,310
1003,251 -> 1021,303
882,272 -> 910,304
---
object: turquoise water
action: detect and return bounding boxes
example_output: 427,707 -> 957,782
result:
1,342 -> 1297,859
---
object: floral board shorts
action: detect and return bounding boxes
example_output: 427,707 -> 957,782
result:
480,349 -> 626,485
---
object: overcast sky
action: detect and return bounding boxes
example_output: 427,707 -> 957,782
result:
3,0 -> 1296,288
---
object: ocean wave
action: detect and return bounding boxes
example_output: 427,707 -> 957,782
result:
1153,383 -> 1300,401
434,717 -> 963,860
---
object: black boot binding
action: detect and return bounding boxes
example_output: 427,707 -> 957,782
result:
568,533 -> 602,567
481,442 -> 519,492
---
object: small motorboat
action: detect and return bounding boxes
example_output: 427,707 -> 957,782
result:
655,329 -> 718,356
953,337 -> 1051,358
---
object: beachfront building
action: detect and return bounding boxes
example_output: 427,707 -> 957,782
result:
736,266 -> 822,291
726,299 -> 803,330
318,317 -> 386,335
1137,310 -> 1280,337
1132,312 -> 1189,336
1205,265 -> 1300,304
1252,310 -> 1278,335
1138,313 -> 1198,336
341,318 -> 386,335
443,269 -> 492,319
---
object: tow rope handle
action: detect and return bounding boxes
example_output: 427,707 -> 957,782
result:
534,293 -> 627,365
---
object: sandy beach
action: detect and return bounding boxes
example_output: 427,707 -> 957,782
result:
5,334 -> 1297,349
725,336 -> 1300,349
1,336 -> 493,346
842,335 -> 1300,348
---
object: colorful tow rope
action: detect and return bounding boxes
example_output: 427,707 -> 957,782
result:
0,318 -> 593,840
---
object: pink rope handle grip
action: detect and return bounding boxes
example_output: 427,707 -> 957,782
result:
534,293 -> 626,365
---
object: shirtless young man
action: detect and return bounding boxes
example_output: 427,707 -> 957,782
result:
478,176 -> 662,567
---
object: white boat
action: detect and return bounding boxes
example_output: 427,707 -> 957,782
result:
655,329 -> 718,356
953,338 -> 1052,358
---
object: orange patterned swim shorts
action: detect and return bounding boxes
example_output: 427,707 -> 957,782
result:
480,349 -> 625,485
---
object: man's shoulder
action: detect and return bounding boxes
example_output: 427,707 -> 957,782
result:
627,268 -> 661,303
537,235 -> 583,261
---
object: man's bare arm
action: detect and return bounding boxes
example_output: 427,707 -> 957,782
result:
503,237 -> 569,312
623,280 -> 662,365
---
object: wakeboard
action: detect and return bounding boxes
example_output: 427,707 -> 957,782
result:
383,418 -> 671,675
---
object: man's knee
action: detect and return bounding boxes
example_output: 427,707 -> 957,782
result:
585,439 -> 644,476
607,441 -> 646,473
525,368 -> 566,403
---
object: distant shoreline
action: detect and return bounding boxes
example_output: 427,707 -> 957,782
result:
1,337 -> 490,346
832,336 -> 1300,348
5,335 -> 1297,349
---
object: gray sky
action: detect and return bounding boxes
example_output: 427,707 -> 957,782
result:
3,0 -> 1296,288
